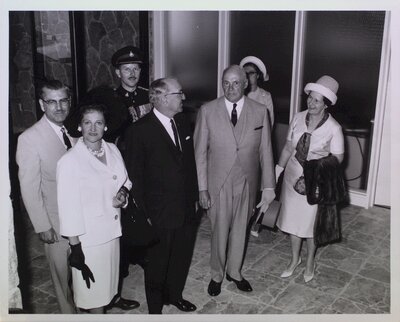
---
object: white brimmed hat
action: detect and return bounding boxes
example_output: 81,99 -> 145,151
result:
304,75 -> 339,105
239,56 -> 269,81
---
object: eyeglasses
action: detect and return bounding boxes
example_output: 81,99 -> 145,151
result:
245,71 -> 257,76
164,91 -> 185,98
42,98 -> 70,108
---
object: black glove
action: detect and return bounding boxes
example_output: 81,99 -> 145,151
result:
69,242 -> 95,289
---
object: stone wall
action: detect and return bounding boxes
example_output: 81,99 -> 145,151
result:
34,11 -> 73,87
83,11 -> 141,90
9,12 -> 36,133
9,11 -> 146,133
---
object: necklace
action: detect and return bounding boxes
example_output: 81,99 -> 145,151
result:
82,138 -> 105,157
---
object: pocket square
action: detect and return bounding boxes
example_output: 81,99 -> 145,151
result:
185,136 -> 191,140
254,126 -> 263,130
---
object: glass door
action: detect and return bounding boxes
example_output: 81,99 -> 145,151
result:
302,11 -> 386,191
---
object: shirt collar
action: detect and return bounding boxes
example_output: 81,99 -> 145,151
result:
224,96 -> 245,109
44,114 -> 64,133
118,85 -> 136,97
153,107 -> 173,126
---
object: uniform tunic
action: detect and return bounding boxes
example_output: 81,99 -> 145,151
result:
276,110 -> 344,238
115,85 -> 151,123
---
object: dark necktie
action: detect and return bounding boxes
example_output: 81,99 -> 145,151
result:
231,103 -> 237,126
60,127 -> 72,150
170,119 -> 182,151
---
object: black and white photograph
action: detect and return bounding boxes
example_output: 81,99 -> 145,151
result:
1,1 -> 399,322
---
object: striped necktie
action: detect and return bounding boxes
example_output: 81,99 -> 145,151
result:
60,127 -> 72,150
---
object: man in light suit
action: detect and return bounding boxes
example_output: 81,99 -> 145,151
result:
125,77 -> 199,314
194,65 -> 276,296
16,79 -> 76,313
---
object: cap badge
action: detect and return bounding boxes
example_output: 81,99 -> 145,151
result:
129,51 -> 134,57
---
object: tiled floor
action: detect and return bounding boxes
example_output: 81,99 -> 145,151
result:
14,204 -> 390,315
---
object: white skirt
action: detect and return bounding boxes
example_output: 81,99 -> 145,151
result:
72,238 -> 120,309
276,155 -> 318,238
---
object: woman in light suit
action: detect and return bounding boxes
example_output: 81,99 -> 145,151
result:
57,104 -> 132,313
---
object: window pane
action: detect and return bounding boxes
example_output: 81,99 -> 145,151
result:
34,11 -> 72,86
230,11 -> 296,125
165,11 -> 219,112
302,11 -> 385,190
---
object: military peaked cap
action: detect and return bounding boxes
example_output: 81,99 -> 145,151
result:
111,46 -> 143,67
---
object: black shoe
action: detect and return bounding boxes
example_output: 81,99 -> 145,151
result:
107,296 -> 140,310
167,298 -> 197,312
207,279 -> 222,296
226,274 -> 253,292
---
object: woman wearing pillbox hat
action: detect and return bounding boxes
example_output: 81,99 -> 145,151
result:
239,56 -> 274,127
275,75 -> 345,283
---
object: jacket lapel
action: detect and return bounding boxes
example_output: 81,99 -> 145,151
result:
173,115 -> 186,154
237,97 -> 250,144
216,98 -> 238,143
150,112 -> 183,160
39,116 -> 69,155
77,139 -> 113,174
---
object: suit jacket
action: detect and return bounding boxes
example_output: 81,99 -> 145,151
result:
124,110 -> 198,229
57,139 -> 132,247
194,96 -> 275,206
16,116 -> 77,234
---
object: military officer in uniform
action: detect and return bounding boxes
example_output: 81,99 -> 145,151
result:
112,45 -> 152,125
66,46 -> 151,146
106,46 -> 152,311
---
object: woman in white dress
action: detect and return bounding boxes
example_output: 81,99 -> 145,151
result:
275,76 -> 344,283
57,104 -> 132,313
240,56 -> 275,237
240,56 -> 274,126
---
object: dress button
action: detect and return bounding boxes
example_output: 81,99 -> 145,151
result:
236,148 -> 239,151
115,215 -> 118,220
113,175 -> 117,180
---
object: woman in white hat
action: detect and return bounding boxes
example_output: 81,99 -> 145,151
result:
239,56 -> 274,126
240,56 -> 275,237
275,75 -> 344,283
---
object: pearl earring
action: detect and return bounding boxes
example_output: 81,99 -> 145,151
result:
104,126 -> 108,131
78,126 -> 82,132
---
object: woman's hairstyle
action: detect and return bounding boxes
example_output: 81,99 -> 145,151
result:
323,97 -> 333,108
78,103 -> 109,124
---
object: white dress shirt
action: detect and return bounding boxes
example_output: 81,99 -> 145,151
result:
153,108 -> 181,147
224,96 -> 245,121
44,115 -> 73,149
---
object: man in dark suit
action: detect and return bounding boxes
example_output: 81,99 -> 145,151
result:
124,77 -> 199,314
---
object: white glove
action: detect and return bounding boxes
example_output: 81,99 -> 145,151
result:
256,189 -> 276,214
275,165 -> 284,183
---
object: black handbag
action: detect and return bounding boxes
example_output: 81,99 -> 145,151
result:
121,195 -> 159,247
